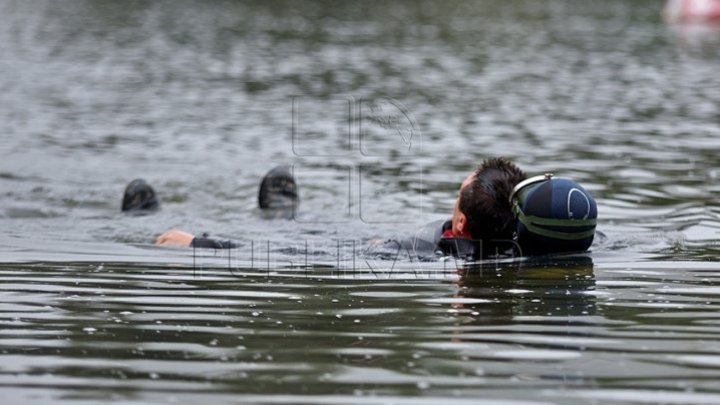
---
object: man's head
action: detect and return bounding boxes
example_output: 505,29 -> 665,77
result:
452,158 -> 527,241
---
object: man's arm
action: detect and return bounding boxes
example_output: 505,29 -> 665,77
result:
155,229 -> 195,247
155,229 -> 237,249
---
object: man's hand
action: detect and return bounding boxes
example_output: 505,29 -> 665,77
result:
155,229 -> 195,247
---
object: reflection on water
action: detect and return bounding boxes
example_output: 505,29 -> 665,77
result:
3,258 -> 720,403
457,256 -> 597,321
1,0 -> 720,402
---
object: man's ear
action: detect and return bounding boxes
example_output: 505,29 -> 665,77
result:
456,211 -> 470,237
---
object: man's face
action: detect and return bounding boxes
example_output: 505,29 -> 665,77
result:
451,173 -> 474,237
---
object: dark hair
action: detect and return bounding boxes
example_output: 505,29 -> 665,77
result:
458,158 -> 527,241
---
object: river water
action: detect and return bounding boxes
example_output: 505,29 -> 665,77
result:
1,0 -> 720,403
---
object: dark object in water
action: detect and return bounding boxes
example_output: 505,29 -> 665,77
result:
510,174 -> 597,255
179,166 -> 299,249
122,179 -> 160,213
191,233 -> 237,249
258,166 -> 298,211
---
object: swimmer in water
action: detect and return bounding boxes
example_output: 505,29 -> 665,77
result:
381,158 -> 598,260
153,158 -> 528,255
389,157 -> 528,260
151,159 -> 597,258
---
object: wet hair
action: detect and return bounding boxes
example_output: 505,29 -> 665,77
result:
458,157 -> 527,241
122,179 -> 160,212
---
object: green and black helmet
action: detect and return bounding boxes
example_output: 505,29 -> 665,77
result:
510,174 -> 597,255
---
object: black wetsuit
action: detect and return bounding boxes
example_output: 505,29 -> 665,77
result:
386,219 -> 515,261
189,220 -> 513,261
188,221 -> 452,255
190,234 -> 238,249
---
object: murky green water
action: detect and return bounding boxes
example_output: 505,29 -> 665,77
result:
1,0 -> 720,402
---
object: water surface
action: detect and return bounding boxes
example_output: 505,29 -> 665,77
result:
1,0 -> 720,402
